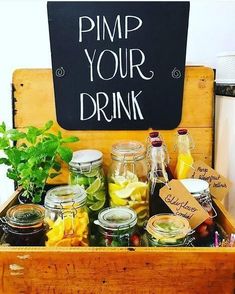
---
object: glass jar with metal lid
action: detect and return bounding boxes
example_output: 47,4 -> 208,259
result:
44,185 -> 89,247
69,150 -> 106,215
0,204 -> 47,246
94,207 -> 140,247
145,214 -> 192,247
108,141 -> 149,228
180,179 -> 217,246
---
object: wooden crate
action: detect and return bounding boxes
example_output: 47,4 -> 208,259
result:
0,66 -> 234,293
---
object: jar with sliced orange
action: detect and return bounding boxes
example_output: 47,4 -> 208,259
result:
44,185 -> 89,247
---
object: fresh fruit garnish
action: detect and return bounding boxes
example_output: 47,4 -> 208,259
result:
108,172 -> 148,226
89,199 -> 106,211
45,209 -> 89,247
204,217 -> 213,226
86,177 -> 101,195
115,182 -> 148,199
110,192 -> 128,206
83,169 -> 99,177
94,190 -> 106,201
196,224 -> 209,238
130,234 -> 140,246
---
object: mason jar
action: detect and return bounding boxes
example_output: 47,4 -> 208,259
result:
108,141 -> 149,229
44,185 -> 89,247
69,150 -> 106,215
94,207 -> 141,247
145,214 -> 192,247
0,204 -> 47,246
180,179 -> 217,246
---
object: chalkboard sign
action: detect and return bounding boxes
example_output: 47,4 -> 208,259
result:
47,2 -> 189,130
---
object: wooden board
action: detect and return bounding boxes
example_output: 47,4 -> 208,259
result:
0,247 -> 234,294
13,66 -> 214,184
0,191 -> 235,294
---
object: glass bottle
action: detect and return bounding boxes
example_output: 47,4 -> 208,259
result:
174,129 -> 194,179
0,204 -> 47,246
145,213 -> 192,247
44,185 -> 89,247
69,149 -> 107,241
149,140 -> 172,216
180,179 -> 217,246
94,207 -> 140,247
108,141 -> 148,228
147,132 -> 173,180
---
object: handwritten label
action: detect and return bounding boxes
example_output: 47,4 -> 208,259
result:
160,180 -> 209,229
187,161 -> 232,201
47,2 -> 189,130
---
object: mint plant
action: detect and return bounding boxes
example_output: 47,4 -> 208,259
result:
0,120 -> 79,203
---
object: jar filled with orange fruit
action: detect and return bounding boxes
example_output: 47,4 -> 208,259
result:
44,185 -> 89,247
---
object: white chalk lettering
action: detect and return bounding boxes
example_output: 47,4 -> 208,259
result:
97,50 -> 118,80
79,16 -> 95,42
79,90 -> 144,122
80,93 -> 97,120
84,49 -> 96,82
130,49 -> 154,80
125,16 -> 143,39
78,15 -> 143,42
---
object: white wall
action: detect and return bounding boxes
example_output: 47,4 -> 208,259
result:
0,0 -> 235,204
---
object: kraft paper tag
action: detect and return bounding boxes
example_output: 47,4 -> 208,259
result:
160,180 -> 209,229
187,160 -> 232,201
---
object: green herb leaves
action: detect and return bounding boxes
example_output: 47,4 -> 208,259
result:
0,120 -> 79,203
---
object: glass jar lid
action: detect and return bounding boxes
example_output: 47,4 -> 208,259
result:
94,207 -> 137,230
5,204 -> 45,227
69,149 -> 103,170
146,214 -> 191,238
111,141 -> 145,161
180,179 -> 209,196
44,185 -> 86,210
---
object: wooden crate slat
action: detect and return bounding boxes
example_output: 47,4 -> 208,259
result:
0,247 -> 234,293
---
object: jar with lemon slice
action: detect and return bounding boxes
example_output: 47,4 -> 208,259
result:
108,141 -> 149,229
145,214 -> 192,247
44,185 -> 89,247
69,150 -> 107,242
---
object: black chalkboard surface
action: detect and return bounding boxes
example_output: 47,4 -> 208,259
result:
47,1 -> 189,130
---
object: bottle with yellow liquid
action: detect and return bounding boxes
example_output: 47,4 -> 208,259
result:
175,129 -> 194,179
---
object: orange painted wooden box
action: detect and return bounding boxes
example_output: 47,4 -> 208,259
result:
0,66 -> 235,294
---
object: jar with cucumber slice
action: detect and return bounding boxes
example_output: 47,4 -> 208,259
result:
69,150 -> 107,243
108,141 -> 149,230
145,214 -> 192,247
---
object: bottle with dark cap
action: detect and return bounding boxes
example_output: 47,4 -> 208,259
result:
147,131 -> 173,180
174,129 -> 194,179
149,140 -> 172,216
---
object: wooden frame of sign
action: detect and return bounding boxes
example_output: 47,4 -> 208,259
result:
0,66 -> 234,293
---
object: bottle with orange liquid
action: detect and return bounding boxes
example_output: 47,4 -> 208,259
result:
174,129 -> 194,179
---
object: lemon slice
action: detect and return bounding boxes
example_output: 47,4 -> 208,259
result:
109,183 -> 122,191
126,171 -> 138,182
115,182 -> 148,199
112,175 -> 129,187
86,178 -> 101,195
110,192 -> 128,206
